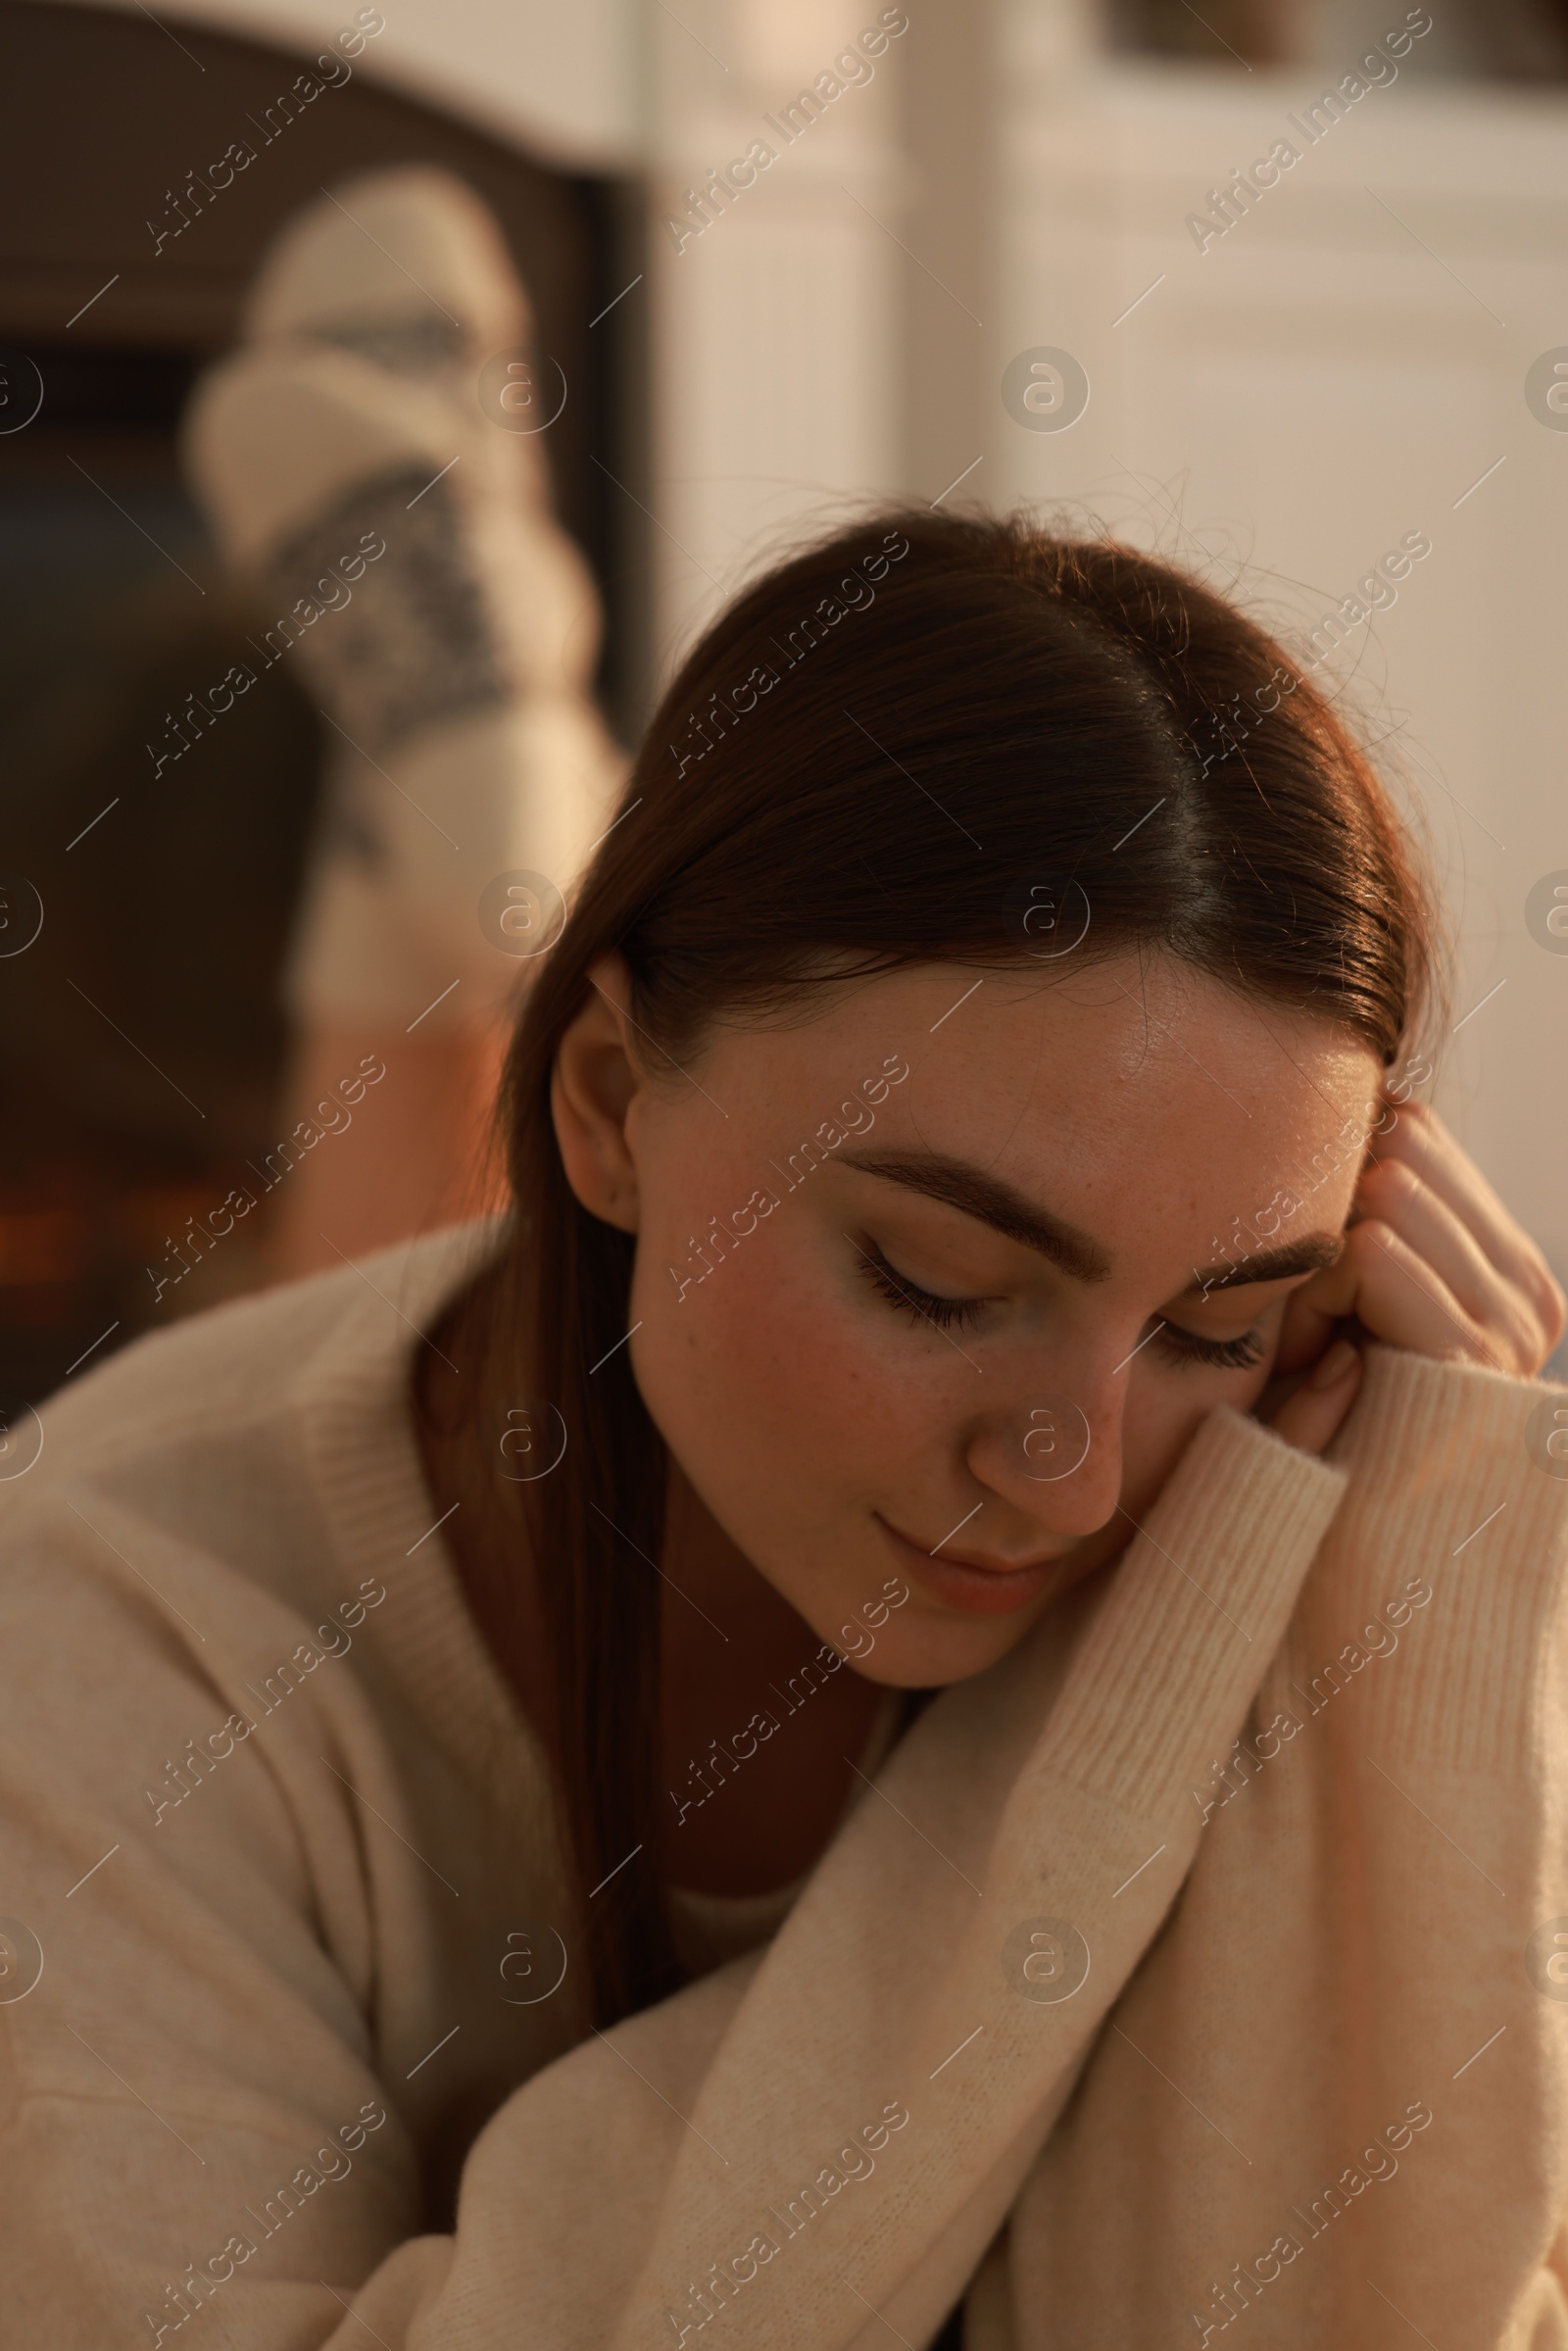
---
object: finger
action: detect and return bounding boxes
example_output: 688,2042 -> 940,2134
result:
1369,1102 -> 1547,1292
1363,1104 -> 1567,1360
1337,1216 -> 1509,1369
1353,1153 -> 1538,1348
1281,1218 -> 1494,1368
1267,1338 -> 1364,1455
1272,1276 -> 1345,1377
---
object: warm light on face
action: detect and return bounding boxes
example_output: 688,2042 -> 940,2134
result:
620,952 -> 1380,1690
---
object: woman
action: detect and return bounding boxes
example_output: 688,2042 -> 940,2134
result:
3,510 -> 1564,2351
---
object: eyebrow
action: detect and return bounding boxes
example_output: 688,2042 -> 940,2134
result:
838,1149 -> 1113,1282
838,1147 -> 1346,1297
1178,1234 -> 1345,1297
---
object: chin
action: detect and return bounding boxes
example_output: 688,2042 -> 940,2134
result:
814,1599 -> 1051,1691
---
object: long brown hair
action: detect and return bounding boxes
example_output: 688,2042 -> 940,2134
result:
457,507 -> 1441,2029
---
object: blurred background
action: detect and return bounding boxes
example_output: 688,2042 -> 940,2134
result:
2,0 -> 1565,1402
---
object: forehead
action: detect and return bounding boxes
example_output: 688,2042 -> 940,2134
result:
708,953 -> 1380,1232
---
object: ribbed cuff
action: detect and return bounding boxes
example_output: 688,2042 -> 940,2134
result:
1319,1344 -> 1568,1770
1038,1403 -> 1348,1817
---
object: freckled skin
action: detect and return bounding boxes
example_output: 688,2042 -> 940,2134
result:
610,952 -> 1376,1695
538,946 -> 1385,1892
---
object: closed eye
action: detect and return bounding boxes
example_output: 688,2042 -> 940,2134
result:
1151,1321 -> 1266,1371
853,1239 -> 991,1333
855,1240 -> 1269,1370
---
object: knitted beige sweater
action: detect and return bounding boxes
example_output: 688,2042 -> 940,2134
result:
3,1222 -> 1566,2351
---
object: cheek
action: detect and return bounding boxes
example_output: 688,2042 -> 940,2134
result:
627,1214 -> 929,1521
1115,1358 -> 1268,1526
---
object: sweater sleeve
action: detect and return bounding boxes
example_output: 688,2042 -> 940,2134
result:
976,1345 -> 1568,2351
0,1403 -> 1345,2351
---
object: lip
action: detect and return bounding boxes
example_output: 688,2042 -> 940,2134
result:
874,1513 -> 1066,1617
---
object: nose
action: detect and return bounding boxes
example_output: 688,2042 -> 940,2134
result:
964,1365 -> 1128,1541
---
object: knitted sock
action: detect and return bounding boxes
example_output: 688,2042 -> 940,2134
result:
181,166 -> 624,1033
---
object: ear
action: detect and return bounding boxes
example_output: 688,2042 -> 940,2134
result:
551,952 -> 644,1234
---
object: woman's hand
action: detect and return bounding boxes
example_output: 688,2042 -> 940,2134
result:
1262,1098 -> 1566,1457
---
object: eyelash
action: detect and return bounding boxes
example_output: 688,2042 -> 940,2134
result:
1149,1323 -> 1267,1372
855,1243 -> 1267,1369
855,1243 -> 988,1331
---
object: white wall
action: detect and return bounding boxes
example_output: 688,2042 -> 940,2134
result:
644,0 -> 908,665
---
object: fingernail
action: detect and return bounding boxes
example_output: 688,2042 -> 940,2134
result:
1307,1338 -> 1359,1392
